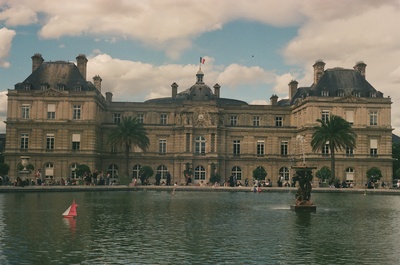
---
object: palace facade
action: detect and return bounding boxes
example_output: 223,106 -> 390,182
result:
5,54 -> 393,186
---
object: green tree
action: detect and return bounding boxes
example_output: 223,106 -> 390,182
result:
311,115 -> 357,180
316,166 -> 331,182
392,143 -> 400,179
108,116 -> 150,177
139,166 -> 154,183
253,166 -> 267,180
366,167 -> 382,182
0,163 -> 10,176
75,164 -> 91,178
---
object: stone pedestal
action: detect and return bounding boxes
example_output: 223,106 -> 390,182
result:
290,204 -> 317,213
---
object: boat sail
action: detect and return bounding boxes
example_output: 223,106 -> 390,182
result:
62,199 -> 78,218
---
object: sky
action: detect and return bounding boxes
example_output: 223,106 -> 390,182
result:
1,0 -> 400,134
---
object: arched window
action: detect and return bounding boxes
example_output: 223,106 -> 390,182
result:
231,166 -> 242,180
157,165 -> 168,179
195,136 -> 206,154
44,163 -> 54,179
194,166 -> 206,180
279,167 -> 290,180
108,164 -> 118,178
346,167 -> 354,182
70,163 -> 79,179
132,164 -> 141,178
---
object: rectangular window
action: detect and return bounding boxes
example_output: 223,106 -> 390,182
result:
233,140 -> 241,155
20,133 -> 29,149
22,104 -> 30,119
346,147 -> 354,157
322,142 -> 330,156
337,91 -> 345,97
159,139 -> 167,154
280,141 -> 288,156
24,84 -> 31,90
113,113 -> 121,124
186,133 -> 191,152
257,141 -> 265,156
137,114 -> 144,124
370,139 -> 378,157
72,105 -> 81,120
253,116 -> 260,127
46,134 -> 55,150
47,104 -> 55,119
72,134 -> 81,150
345,110 -> 354,125
160,114 -> 167,125
230,116 -> 237,126
370,111 -> 378,126
275,116 -> 283,127
322,110 -> 330,123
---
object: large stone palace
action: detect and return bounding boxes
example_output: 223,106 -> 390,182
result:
4,54 -> 393,186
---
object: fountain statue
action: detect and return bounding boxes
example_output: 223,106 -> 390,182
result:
291,135 -> 317,212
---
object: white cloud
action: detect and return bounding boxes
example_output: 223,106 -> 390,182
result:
0,27 -> 16,68
86,54 -> 277,102
216,64 -> 275,88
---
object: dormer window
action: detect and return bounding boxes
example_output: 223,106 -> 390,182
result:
57,84 -> 65,91
370,92 -> 376,98
321,90 -> 329,97
353,91 -> 361,97
41,84 -> 48,90
75,85 -> 82,91
24,84 -> 31,90
337,91 -> 345,97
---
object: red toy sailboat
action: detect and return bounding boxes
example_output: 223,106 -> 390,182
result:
62,199 -> 78,218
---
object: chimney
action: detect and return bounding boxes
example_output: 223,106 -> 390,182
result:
105,92 -> 113,102
31,53 -> 44,72
213,83 -> 220,98
270,94 -> 278,105
93,75 -> 102,92
171,82 -> 178,98
354,61 -> 367,78
313,60 -> 325,84
289,80 -> 298,100
76,54 -> 88,80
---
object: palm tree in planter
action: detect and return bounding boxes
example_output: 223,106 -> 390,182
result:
311,115 -> 357,182
108,116 -> 150,178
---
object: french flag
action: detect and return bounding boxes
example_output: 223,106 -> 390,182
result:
200,57 -> 205,64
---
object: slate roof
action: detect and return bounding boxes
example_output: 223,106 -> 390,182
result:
14,61 -> 97,91
291,67 -> 382,105
145,70 -> 248,106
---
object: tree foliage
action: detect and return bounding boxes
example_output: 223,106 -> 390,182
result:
108,116 -> 150,177
311,115 -> 357,180
139,166 -> 154,180
366,167 -> 382,181
76,164 -> 91,178
0,163 -> 10,175
253,166 -> 267,180
316,166 -> 331,180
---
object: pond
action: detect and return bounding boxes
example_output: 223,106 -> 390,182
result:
0,190 -> 399,264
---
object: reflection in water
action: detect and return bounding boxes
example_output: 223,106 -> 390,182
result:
62,217 -> 76,235
0,191 -> 400,264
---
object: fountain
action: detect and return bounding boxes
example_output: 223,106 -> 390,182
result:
290,135 -> 317,212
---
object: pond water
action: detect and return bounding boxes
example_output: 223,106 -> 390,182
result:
0,190 -> 399,264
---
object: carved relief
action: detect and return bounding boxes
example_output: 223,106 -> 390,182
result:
35,88 -> 66,97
